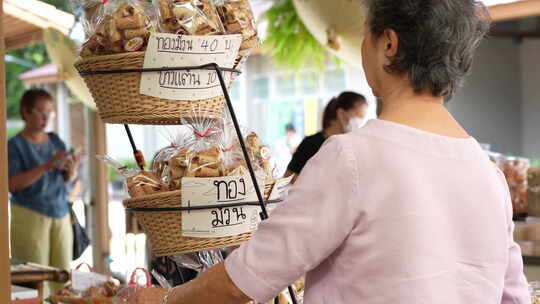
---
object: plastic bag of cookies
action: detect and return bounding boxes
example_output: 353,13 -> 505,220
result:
72,0 -> 106,38
215,0 -> 260,67
219,119 -> 273,180
152,119 -> 226,191
97,155 -> 168,198
154,0 -> 224,35
78,0 -> 156,57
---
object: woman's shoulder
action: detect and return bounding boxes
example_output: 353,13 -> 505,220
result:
47,132 -> 66,147
7,133 -> 24,147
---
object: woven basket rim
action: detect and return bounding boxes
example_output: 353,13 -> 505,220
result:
75,51 -> 146,68
123,190 -> 181,205
123,179 -> 276,206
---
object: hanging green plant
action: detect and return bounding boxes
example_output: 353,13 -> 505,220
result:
261,0 -> 337,72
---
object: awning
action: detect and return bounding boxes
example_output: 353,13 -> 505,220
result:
18,63 -> 61,86
3,0 -> 75,51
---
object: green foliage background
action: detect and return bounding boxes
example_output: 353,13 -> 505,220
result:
5,0 -> 72,120
261,0 -> 336,72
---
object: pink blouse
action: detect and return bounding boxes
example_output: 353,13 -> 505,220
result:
225,119 -> 529,303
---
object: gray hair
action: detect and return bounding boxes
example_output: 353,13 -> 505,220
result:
365,0 -> 491,98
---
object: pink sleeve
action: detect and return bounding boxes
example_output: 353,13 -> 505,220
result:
501,220 -> 530,304
498,170 -> 530,304
225,136 -> 361,303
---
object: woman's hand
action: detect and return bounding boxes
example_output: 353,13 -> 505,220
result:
8,151 -> 66,192
63,155 -> 80,182
45,151 -> 67,171
128,287 -> 168,304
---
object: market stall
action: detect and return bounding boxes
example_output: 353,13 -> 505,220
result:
2,0 -> 540,303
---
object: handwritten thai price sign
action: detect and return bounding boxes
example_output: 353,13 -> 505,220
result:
140,33 -> 242,101
181,175 -> 265,238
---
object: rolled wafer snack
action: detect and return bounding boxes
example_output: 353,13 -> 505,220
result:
154,0 -> 224,35
124,28 -> 150,40
116,15 -> 146,30
96,155 -> 168,199
78,0 -> 155,57
215,0 -> 260,68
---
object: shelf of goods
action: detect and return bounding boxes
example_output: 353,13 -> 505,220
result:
74,0 -> 298,302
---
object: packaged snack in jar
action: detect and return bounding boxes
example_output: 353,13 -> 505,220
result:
529,168 -> 540,217
79,0 -> 156,57
154,0 -> 224,35
215,0 -> 260,67
498,156 -> 530,217
97,155 -> 168,198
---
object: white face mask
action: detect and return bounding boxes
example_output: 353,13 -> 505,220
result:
344,117 -> 367,132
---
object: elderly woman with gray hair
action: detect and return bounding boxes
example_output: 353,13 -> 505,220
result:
140,0 -> 530,303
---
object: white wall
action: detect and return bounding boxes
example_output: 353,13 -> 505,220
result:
520,39 -> 540,159
448,37 -> 523,155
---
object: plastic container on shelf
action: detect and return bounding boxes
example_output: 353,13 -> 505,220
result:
497,156 -> 530,218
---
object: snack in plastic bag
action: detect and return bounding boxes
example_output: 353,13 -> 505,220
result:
215,0 -> 260,66
244,132 -> 273,180
217,119 -> 274,182
72,0 -> 106,38
152,119 -> 225,191
97,155 -> 168,198
80,0 -> 155,57
155,0 -> 224,35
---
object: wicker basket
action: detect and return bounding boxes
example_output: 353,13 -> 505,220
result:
124,181 -> 275,256
75,52 -> 225,125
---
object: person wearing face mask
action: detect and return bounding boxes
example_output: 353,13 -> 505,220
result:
8,89 -> 80,295
284,91 -> 368,182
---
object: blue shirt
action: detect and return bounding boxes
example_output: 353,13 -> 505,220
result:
8,132 -> 69,218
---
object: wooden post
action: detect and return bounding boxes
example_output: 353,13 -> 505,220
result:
0,0 -> 13,301
88,111 -> 110,274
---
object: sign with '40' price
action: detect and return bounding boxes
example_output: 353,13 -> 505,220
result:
140,33 -> 242,101
181,175 -> 265,238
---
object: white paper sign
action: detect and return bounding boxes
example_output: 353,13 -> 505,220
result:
140,33 -> 242,101
268,176 -> 294,201
71,270 -> 109,293
181,175 -> 265,238
266,176 -> 293,214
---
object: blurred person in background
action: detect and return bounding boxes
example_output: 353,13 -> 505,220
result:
285,91 -> 368,182
274,123 -> 301,177
8,89 -> 80,295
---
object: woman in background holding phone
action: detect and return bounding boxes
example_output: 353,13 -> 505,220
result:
8,89 -> 80,295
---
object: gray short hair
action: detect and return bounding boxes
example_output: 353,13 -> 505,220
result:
366,0 -> 491,98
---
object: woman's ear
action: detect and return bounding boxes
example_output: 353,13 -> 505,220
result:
383,29 -> 399,58
336,108 -> 346,123
21,106 -> 29,121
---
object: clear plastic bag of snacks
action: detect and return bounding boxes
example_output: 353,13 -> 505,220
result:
154,0 -> 224,35
214,0 -> 260,67
97,155 -> 168,198
219,119 -> 272,180
152,118 -> 225,191
72,0 -> 106,38
78,0 -> 156,57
